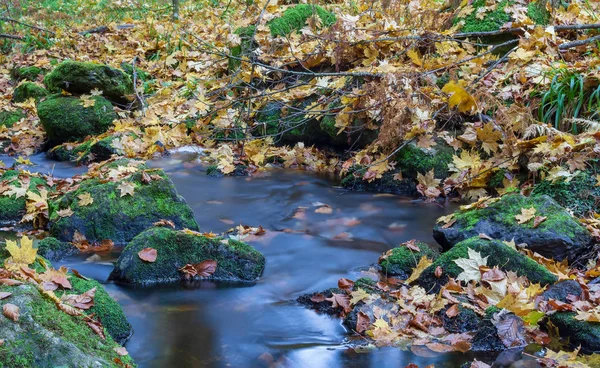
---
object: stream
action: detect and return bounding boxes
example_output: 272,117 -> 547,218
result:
2,151 -> 469,368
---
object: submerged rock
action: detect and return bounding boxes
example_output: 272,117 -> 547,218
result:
109,227 -> 265,285
416,237 -> 557,292
433,194 -> 594,263
378,242 -> 439,279
12,82 -> 49,103
37,95 -> 117,147
0,283 -> 134,368
49,160 -> 199,244
43,61 -> 133,102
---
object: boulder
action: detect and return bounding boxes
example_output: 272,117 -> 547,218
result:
433,194 -> 594,263
43,61 -> 133,102
540,280 -> 583,303
37,95 -> 117,147
378,242 -> 439,279
546,312 -> 600,354
49,160 -> 199,245
532,171 -> 600,218
0,109 -> 26,128
36,237 -> 78,262
0,170 -> 48,226
47,133 -> 138,164
10,66 -> 46,82
416,237 -> 557,292
12,82 -> 49,103
0,283 -> 134,367
109,227 -> 266,285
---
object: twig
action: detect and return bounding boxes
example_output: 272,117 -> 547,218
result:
559,35 -> 600,50
554,23 -> 600,31
0,17 -> 55,35
78,26 -> 108,35
131,56 -> 146,114
454,28 -> 524,39
0,33 -> 22,40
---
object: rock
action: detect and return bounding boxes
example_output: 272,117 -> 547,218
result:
12,82 -> 49,103
36,237 -> 78,262
49,160 -> 199,245
297,288 -> 346,315
43,61 -> 133,102
546,312 -> 600,353
378,243 -> 439,279
10,66 -> 47,82
540,280 -> 583,303
433,194 -> 594,263
0,170 -> 48,227
417,237 -> 557,293
37,95 -> 117,147
440,304 -> 482,333
532,171 -> 600,218
0,284 -> 134,367
0,109 -> 26,128
47,134 -> 134,164
268,4 -> 336,37
109,227 -> 265,285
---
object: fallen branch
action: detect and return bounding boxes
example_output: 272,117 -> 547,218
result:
131,56 -> 146,114
0,33 -> 22,40
78,24 -> 134,36
554,23 -> 600,31
453,28 -> 524,39
559,35 -> 600,50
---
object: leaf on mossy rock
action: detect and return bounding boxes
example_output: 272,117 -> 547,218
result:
515,207 -> 536,224
3,303 -> 19,321
61,287 -> 96,310
0,292 -> 12,299
138,247 -> 157,262
406,256 -> 432,283
454,248 -> 488,283
5,235 -> 37,271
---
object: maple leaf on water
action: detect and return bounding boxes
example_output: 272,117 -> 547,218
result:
78,192 -> 94,207
117,181 -> 135,197
515,207 -> 536,224
4,236 -> 37,271
454,248 -> 488,283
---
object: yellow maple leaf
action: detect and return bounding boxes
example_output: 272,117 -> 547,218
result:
406,256 -> 433,283
117,182 -> 135,197
442,81 -> 477,114
476,123 -> 502,154
5,236 -> 37,270
78,192 -> 94,207
515,207 -> 536,224
80,95 -> 96,108
350,288 -> 371,305
406,49 -> 422,67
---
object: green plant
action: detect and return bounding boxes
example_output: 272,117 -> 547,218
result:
539,69 -> 600,133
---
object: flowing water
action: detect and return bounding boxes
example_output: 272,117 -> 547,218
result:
1,152 -> 475,368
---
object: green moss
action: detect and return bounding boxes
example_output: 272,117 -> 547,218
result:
44,61 -> 133,101
548,312 -> 600,353
12,82 -> 49,103
49,162 -> 199,244
0,171 -> 47,224
339,164 -> 417,196
10,66 -> 46,82
36,237 -> 76,261
353,277 -> 377,290
268,4 -> 336,37
395,141 -> 454,179
109,227 -> 265,285
532,171 -> 600,218
417,237 -> 557,292
455,0 -> 512,33
206,164 -> 221,176
0,109 -> 26,128
488,168 -> 507,188
37,94 -> 117,146
228,26 -> 257,72
379,243 -> 439,278
527,1 -> 550,25
48,135 -> 123,164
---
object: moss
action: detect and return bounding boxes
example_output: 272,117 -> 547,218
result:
12,82 -> 49,103
48,135 -> 123,164
340,165 -> 418,196
417,237 -> 557,292
353,277 -> 377,290
36,237 -> 76,262
49,163 -> 199,244
532,171 -> 600,218
395,141 -> 454,179
454,0 -> 512,33
0,109 -> 26,128
268,4 -> 336,37
67,276 -> 132,344
548,312 -> 600,353
37,94 -> 117,146
0,171 -> 47,224
10,66 -> 46,82
488,168 -> 507,188
441,304 -> 482,333
527,1 -> 550,25
379,243 -> 439,279
109,227 -> 265,285
228,26 -> 257,72
43,61 -> 133,101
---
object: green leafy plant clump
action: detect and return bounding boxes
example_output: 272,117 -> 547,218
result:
268,4 -> 336,37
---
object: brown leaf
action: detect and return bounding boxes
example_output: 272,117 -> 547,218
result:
0,292 -> 12,300
194,260 -> 217,277
533,216 -> 547,228
114,346 -> 128,356
492,312 -> 527,348
71,268 -> 89,281
179,264 -> 197,279
84,315 -> 105,340
338,278 -> 354,290
3,303 -> 19,321
0,278 -> 22,286
434,266 -> 443,278
138,248 -> 157,263
446,304 -> 459,318
356,311 -> 370,334
153,219 -> 175,228
425,342 -> 455,353
62,287 -> 96,310
402,239 -> 420,252
325,293 -> 351,313
478,233 -> 493,240
310,293 -> 326,303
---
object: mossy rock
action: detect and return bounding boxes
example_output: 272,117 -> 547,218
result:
532,171 -> 600,218
416,237 -> 557,292
0,284 -> 135,368
440,304 -> 482,333
396,140 -> 455,180
268,4 -> 336,37
297,287 -> 346,315
433,194 -> 593,263
0,109 -> 26,128
379,243 -> 439,279
547,312 -> 600,354
10,66 -> 47,82
12,82 -> 49,103
0,170 -> 48,226
43,61 -> 133,102
37,94 -> 117,147
49,161 -> 199,245
339,165 -> 418,196
47,134 -> 130,164
36,237 -> 77,262
109,227 -> 265,285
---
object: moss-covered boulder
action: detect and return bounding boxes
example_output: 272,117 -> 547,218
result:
378,243 -> 439,279
433,194 -> 594,263
416,237 -> 557,292
547,312 -> 600,354
0,170 -> 48,226
37,95 -> 117,147
109,227 -> 265,285
395,140 -> 454,180
268,4 -> 336,37
0,284 -> 134,368
10,66 -> 47,82
49,161 -> 199,245
532,171 -> 600,218
12,82 -> 49,103
47,134 -> 130,164
0,109 -> 26,128
36,237 -> 77,262
339,165 -> 418,196
43,61 -> 133,102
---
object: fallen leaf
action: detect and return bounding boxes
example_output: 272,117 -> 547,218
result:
454,248 -> 488,283
406,256 -> 433,283
533,216 -> 547,228
338,278 -> 354,290
78,192 -> 94,207
194,260 -> 217,277
117,181 -> 135,197
3,303 -> 19,321
515,207 -> 536,225
356,311 -> 370,333
138,248 -> 157,263
0,292 -> 12,299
